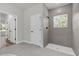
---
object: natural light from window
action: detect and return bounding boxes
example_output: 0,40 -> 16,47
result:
0,23 -> 7,32
53,14 -> 68,28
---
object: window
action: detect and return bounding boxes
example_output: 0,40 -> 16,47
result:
0,23 -> 7,31
53,14 -> 68,28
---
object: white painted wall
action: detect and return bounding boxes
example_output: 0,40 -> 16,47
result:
0,4 -> 24,43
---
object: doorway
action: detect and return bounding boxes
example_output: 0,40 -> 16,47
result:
0,12 -> 17,48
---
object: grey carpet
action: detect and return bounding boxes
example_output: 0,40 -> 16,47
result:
0,42 -> 72,56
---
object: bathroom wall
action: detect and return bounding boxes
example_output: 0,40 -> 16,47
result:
48,4 -> 73,47
72,3 -> 79,56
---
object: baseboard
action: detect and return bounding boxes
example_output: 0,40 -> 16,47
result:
16,40 -> 43,48
16,40 -> 32,44
23,40 -> 32,44
23,40 -> 44,47
16,40 -> 24,44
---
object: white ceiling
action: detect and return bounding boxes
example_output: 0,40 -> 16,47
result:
8,3 -> 70,10
45,3 -> 70,10
9,3 -> 38,10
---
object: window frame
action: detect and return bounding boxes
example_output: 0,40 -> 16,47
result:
53,14 -> 68,28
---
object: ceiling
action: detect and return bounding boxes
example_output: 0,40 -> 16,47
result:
45,3 -> 70,10
9,3 -> 38,10
8,3 -> 70,10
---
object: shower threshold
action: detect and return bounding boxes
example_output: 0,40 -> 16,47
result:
46,43 -> 76,56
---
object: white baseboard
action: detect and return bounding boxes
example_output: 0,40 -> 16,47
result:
16,40 -> 43,48
16,40 -> 24,44
23,40 -> 32,44
16,40 -> 32,44
23,40 -> 43,48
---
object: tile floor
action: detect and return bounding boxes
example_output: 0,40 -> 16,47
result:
0,42 -> 74,56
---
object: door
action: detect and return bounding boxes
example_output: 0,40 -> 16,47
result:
30,14 -> 43,47
9,16 -> 16,43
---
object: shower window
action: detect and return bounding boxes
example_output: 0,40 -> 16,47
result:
53,14 -> 68,28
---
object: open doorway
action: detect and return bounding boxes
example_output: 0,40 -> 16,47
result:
0,12 -> 17,48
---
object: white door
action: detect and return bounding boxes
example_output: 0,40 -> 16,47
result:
30,14 -> 43,47
9,17 -> 16,43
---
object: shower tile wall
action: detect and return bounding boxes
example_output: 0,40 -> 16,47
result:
48,4 -> 73,47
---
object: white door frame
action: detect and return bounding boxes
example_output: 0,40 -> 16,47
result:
30,14 -> 43,47
8,16 -> 17,44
